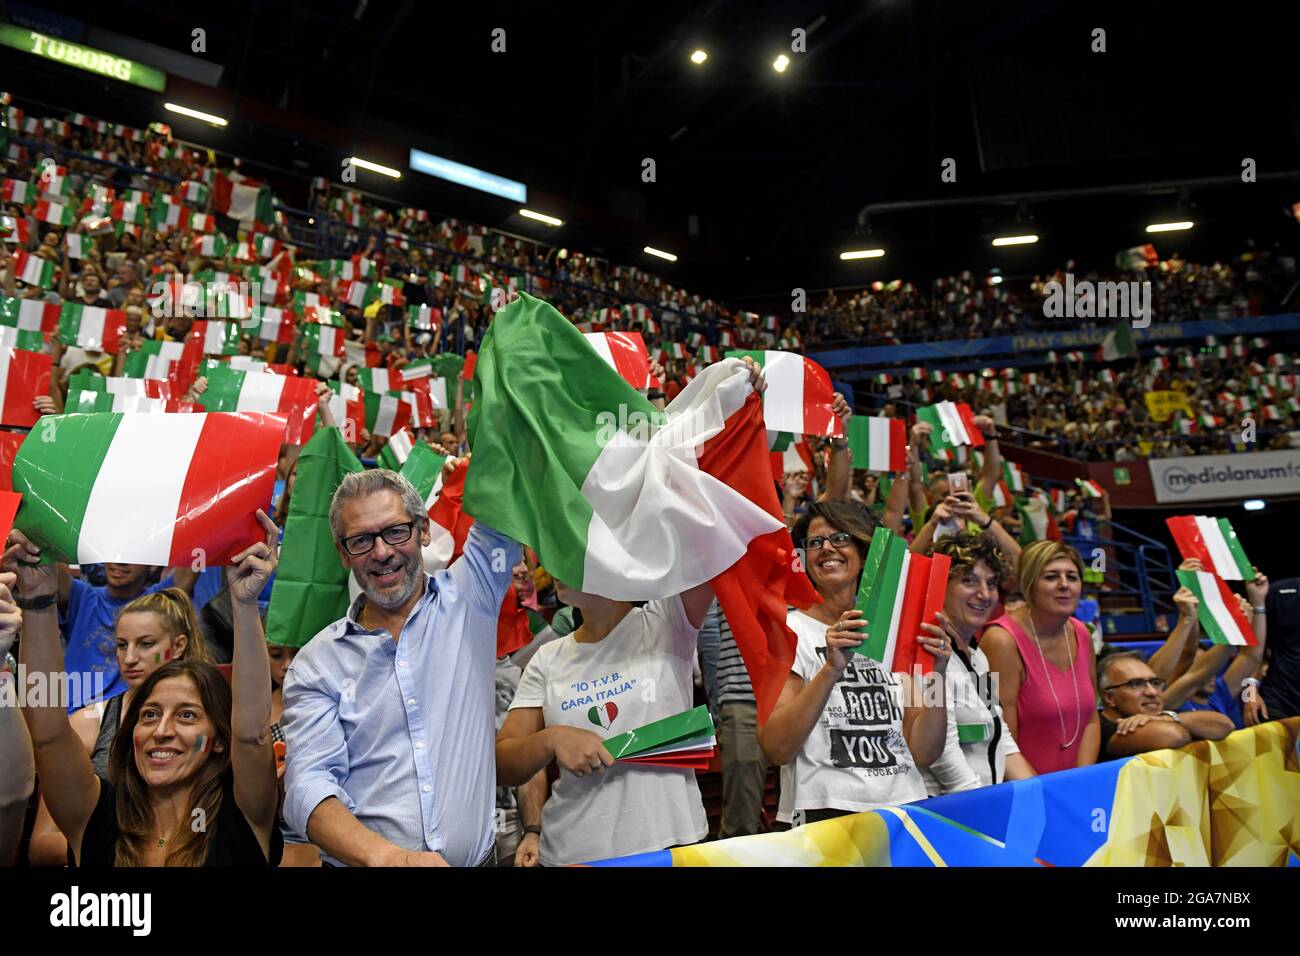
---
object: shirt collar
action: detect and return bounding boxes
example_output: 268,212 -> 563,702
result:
343,571 -> 438,634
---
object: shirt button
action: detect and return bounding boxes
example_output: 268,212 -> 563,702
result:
407,698 -> 416,706
398,661 -> 408,668
415,741 -> 424,749
422,784 -> 431,793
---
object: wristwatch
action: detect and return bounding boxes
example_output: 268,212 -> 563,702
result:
16,593 -> 57,611
1160,710 -> 1182,723
523,825 -> 542,836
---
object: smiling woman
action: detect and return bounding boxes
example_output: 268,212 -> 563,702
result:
757,500 -> 945,826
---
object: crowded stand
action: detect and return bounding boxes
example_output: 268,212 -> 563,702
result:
0,70 -> 1297,880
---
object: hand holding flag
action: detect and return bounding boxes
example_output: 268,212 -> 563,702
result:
226,508 -> 280,605
824,609 -> 869,675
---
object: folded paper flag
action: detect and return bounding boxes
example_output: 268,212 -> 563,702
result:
0,348 -> 51,427
854,527 -> 951,674
1174,568 -> 1256,646
13,411 -> 284,565
725,349 -> 842,437
585,330 -> 658,390
1166,515 -> 1254,581
199,364 -> 319,445
601,704 -> 715,761
58,303 -> 125,353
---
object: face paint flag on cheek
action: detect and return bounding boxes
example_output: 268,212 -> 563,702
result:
194,734 -> 212,754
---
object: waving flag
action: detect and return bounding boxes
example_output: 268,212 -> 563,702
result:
1076,478 -> 1106,498
362,391 -> 412,438
1003,461 -> 1026,492
198,364 -> 320,444
266,426 -> 364,647
855,528 -> 951,675
1166,515 -> 1254,581
256,306 -> 296,344
378,428 -> 416,471
13,250 -> 57,288
32,200 -> 74,227
327,381 -> 365,439
848,416 -> 906,473
1174,569 -> 1256,646
916,401 -> 985,452
14,412 -> 283,565
725,349 -> 842,437
466,293 -> 818,719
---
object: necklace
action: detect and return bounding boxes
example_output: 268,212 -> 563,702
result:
1026,612 -> 1081,750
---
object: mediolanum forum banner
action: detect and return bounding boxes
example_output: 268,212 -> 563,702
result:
1149,448 -> 1300,503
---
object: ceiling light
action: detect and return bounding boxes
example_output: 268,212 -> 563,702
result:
839,249 -> 884,260
644,246 -> 678,262
773,54 -> 790,73
690,49 -> 708,65
346,156 -> 401,179
1145,221 -> 1194,233
519,208 -> 563,226
163,103 -> 227,126
992,234 -> 1038,247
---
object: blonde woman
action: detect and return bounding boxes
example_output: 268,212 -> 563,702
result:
980,541 -> 1100,773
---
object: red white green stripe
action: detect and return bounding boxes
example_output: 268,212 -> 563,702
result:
58,304 -> 125,352
725,349 -> 843,437
1174,569 -> 1255,646
13,411 -> 284,565
1165,515 -> 1254,581
585,331 -> 655,390
847,416 -> 906,472
915,401 -> 984,452
855,528 -> 951,674
13,250 -> 57,288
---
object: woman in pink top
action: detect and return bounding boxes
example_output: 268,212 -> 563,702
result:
980,541 -> 1099,774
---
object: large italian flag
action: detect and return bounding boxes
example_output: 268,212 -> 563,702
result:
847,415 -> 906,472
13,412 -> 284,565
200,364 -> 320,445
1166,515 -> 1254,581
725,349 -> 842,437
58,304 -> 126,352
465,293 -> 819,719
0,348 -> 51,427
855,527 -> 951,674
915,401 -> 985,452
1174,569 -> 1256,646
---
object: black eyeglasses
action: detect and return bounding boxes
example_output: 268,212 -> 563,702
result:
340,520 -> 418,556
1103,677 -> 1167,693
805,532 -> 854,552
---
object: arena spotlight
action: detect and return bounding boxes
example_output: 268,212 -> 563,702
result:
773,54 -> 790,73
840,249 -> 884,260
989,275 -> 1003,284
346,156 -> 402,179
644,246 -> 678,262
519,208 -> 564,226
163,103 -> 227,126
1145,221 -> 1194,233
1243,499 -> 1266,511
690,49 -> 708,65
992,234 -> 1039,247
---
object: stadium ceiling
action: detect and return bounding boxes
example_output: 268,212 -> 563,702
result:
6,0 -> 1300,299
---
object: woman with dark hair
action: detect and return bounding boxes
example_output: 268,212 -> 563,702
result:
758,499 -> 949,825
919,532 -> 1037,795
14,511 -> 283,867
980,540 -> 1100,774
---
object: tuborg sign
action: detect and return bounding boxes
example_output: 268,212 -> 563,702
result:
0,26 -> 166,92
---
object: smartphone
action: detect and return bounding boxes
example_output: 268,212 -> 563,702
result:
948,471 -> 969,495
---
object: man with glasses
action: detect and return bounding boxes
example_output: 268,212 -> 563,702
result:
1096,651 -> 1234,761
282,463 -> 520,867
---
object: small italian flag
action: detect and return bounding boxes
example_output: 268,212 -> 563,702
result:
0,347 -> 52,427
13,411 -> 285,565
1097,321 -> 1136,361
0,323 -> 48,351
190,320 -> 242,356
378,428 -> 417,471
0,178 -> 29,203
198,364 -> 321,445
301,323 -> 346,359
31,200 -> 73,226
1,297 -> 61,335
989,480 -> 1013,509
13,250 -> 57,288
363,391 -> 412,438
355,367 -> 398,394
1165,515 -> 1253,581
256,307 -> 296,344
725,349 -> 843,437
193,234 -> 228,257
585,331 -> 656,390
407,304 -> 440,330
847,416 -> 906,473
58,304 -> 126,352
327,381 -> 365,438
122,340 -> 185,380
855,527 -> 951,675
915,401 -> 985,452
769,432 -> 815,482
1075,478 -> 1106,498
1002,461 -> 1026,492
1017,494 -> 1060,543
1174,569 -> 1256,646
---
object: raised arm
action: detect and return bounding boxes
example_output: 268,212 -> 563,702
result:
907,423 -> 930,525
1147,585 -> 1201,683
8,549 -> 101,859
973,415 -> 1002,501
881,471 -> 909,536
226,510 -> 281,847
819,394 -> 852,502
0,582 -> 32,867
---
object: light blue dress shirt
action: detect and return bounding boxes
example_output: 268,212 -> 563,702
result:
282,523 -> 520,867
